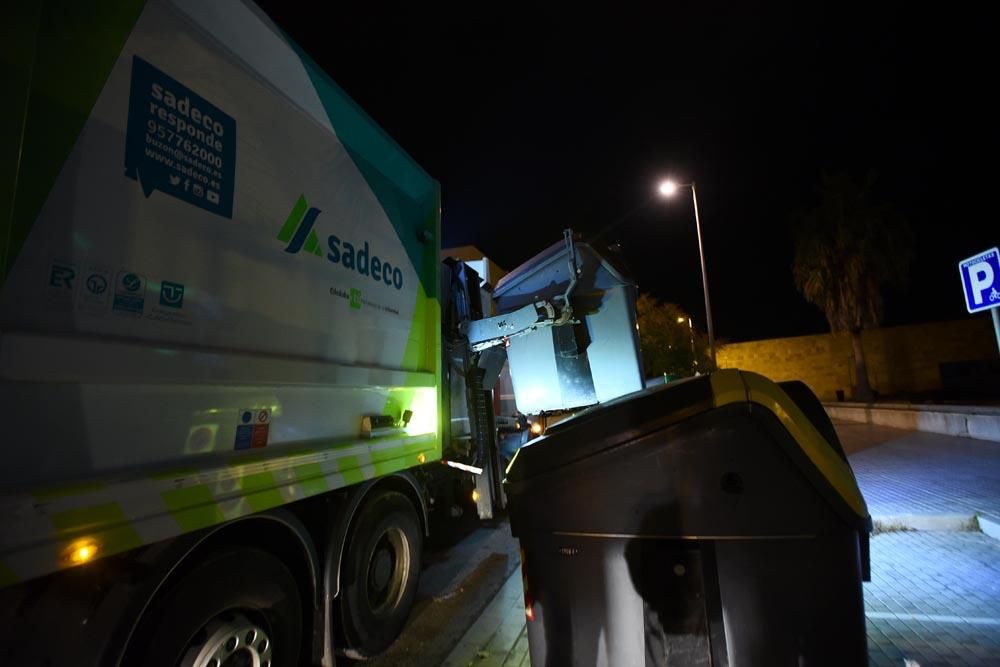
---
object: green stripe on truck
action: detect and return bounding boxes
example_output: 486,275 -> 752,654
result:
3,0 -> 146,284
0,2 -> 41,282
336,456 -> 366,486
240,471 -> 286,513
287,41 -> 440,300
0,561 -> 19,587
33,479 -> 108,502
162,484 -> 227,533
48,501 -> 143,553
293,462 -> 329,497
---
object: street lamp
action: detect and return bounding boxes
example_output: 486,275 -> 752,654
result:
658,179 -> 716,366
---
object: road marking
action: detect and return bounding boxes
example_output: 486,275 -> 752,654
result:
867,611 -> 1000,626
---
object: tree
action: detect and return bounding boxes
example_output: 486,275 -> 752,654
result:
791,171 -> 912,401
635,293 -> 711,379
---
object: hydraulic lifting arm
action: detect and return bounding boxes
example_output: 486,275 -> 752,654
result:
462,229 -> 580,352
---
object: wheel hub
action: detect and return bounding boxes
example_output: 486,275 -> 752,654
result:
179,612 -> 274,667
372,547 -> 393,591
365,526 -> 410,617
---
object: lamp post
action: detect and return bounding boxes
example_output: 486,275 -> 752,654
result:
659,180 -> 716,366
678,315 -> 697,371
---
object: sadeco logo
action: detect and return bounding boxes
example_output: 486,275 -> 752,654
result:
277,195 -> 404,291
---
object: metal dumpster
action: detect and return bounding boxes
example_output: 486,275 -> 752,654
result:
505,370 -> 872,666
492,236 -> 643,415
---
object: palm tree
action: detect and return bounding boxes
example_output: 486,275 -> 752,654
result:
791,171 -> 912,401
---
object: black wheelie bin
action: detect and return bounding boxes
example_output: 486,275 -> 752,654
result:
504,369 -> 872,666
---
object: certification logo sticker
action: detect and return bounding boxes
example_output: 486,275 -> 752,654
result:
86,274 -> 108,295
49,264 -> 75,289
45,260 -> 77,311
159,281 -> 185,308
113,271 -> 146,315
78,267 -> 112,315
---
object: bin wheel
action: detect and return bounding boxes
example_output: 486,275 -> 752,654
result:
339,490 -> 422,657
123,547 -> 302,667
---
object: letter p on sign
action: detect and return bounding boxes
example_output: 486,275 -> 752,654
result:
970,262 -> 994,305
959,247 -> 1000,313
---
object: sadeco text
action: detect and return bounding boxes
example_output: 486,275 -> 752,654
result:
327,237 -> 403,290
149,83 -> 225,151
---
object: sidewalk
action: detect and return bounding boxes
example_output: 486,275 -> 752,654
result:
845,425 -> 1000,536
444,422 -> 1000,667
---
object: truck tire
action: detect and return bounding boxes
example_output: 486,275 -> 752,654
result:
123,547 -> 301,667
339,490 -> 422,657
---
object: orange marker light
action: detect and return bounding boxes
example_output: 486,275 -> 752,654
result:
66,539 -> 100,565
530,422 -> 543,435
471,489 -> 481,503
525,604 -> 535,621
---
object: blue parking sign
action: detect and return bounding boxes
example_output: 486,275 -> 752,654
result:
959,247 -> 1000,314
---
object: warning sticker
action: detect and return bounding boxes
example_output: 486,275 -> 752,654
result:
235,408 -> 271,450
251,424 -> 269,448
124,56 -> 236,218
234,424 -> 253,450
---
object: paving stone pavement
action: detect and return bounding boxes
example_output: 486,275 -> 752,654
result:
865,531 -> 1000,666
846,429 -> 1000,524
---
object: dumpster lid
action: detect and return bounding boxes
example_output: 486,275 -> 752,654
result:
505,375 -> 716,485
493,239 -> 634,311
504,370 -> 869,521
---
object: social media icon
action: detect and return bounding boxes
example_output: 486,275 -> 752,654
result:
169,174 -> 181,186
207,191 -> 220,204
192,184 -> 204,198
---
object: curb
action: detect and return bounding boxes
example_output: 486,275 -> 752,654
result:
872,514 -> 979,534
979,515 -> 1000,540
825,402 -> 1000,443
870,513 -> 1000,540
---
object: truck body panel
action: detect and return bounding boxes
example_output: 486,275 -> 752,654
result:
0,0 -> 441,587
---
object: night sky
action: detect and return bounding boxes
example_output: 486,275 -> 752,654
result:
257,2 -> 996,342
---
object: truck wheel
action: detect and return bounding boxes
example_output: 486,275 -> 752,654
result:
124,547 -> 301,667
339,490 -> 422,657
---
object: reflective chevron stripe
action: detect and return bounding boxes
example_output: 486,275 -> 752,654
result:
0,433 -> 438,585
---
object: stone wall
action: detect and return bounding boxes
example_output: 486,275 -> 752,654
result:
717,317 -> 997,400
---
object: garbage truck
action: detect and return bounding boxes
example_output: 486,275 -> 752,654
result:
1,1 -> 636,664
